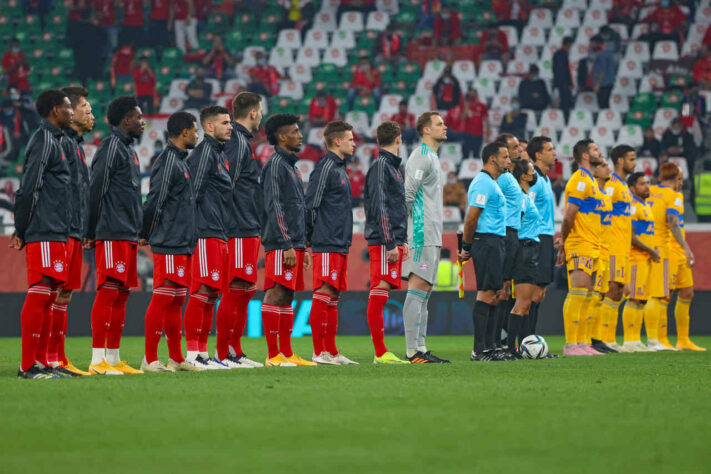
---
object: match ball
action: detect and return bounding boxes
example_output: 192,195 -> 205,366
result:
520,335 -> 549,359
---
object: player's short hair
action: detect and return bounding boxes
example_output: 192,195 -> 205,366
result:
199,105 -> 230,126
60,86 -> 88,109
573,138 -> 594,164
627,171 -> 647,188
167,111 -> 197,138
527,136 -> 551,162
35,90 -> 68,119
659,162 -> 680,181
264,113 -> 299,146
512,158 -> 533,182
232,92 -> 262,120
495,133 -> 517,145
323,120 -> 353,147
481,141 -> 505,165
107,96 -> 139,126
376,121 -> 401,147
416,111 -> 440,137
610,144 -> 635,166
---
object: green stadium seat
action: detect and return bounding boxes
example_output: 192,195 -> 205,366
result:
661,90 -> 684,110
352,96 -> 376,115
270,96 -> 296,115
224,30 -> 246,50
396,62 -> 421,83
631,92 -> 657,112
233,11 -> 257,33
46,12 -> 67,32
314,63 -> 340,84
161,47 -> 183,66
116,80 -> 135,95
625,108 -> 652,129
55,48 -> 74,67
206,12 -> 231,33
253,31 -> 276,49
89,80 -> 112,102
668,74 -> 692,87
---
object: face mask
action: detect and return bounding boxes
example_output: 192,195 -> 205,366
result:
661,0 -> 669,7
442,12 -> 451,19
155,147 -> 163,154
447,178 -> 457,184
11,47 -> 20,53
512,103 -> 520,111
257,58 -> 266,66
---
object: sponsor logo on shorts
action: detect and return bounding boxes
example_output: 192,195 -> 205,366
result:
53,261 -> 64,273
245,265 -> 254,275
331,270 -> 338,280
116,262 -> 126,273
285,271 -> 293,281
211,270 -> 220,281
177,267 -> 185,278
390,270 -> 398,279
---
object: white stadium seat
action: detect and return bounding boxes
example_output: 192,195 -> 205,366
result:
609,23 -> 629,41
206,78 -> 222,99
582,7 -> 607,27
224,78 -> 246,95
288,64 -> 312,83
269,47 -> 294,69
540,109 -> 567,131
452,60 -> 477,84
330,29 -> 355,49
339,11 -> 364,31
241,46 -> 266,66
159,96 -> 183,114
168,79 -> 188,100
369,111 -> 390,136
83,144 -> 97,167
478,60 -> 503,79
352,207 -> 366,225
562,0 -> 587,10
276,29 -> 302,50
304,29 -> 329,49
308,127 -> 325,146
574,25 -> 596,45
612,76 -> 637,97
322,47 -> 347,67
695,5 -> 711,24
595,109 -> 622,130
408,95 -> 430,116
569,42 -> 590,62
498,76 -> 521,95
535,125 -> 557,139
529,8 -> 554,28
609,93 -> 629,113
414,77 -> 435,97
506,60 -> 529,75
345,111 -> 372,138
277,81 -> 303,100
296,46 -> 321,67
636,157 -> 658,175
366,11 -> 389,31
296,160 -> 315,183
523,109 -> 539,133
590,126 -> 615,147
575,92 -> 599,112
439,159 -> 456,180
653,108 -> 679,138
423,59 -> 447,81
556,8 -> 581,28
439,142 -> 464,165
513,44 -> 539,64
669,157 -> 689,179
458,159 -> 481,180
521,25 -> 546,46
378,94 -> 402,115
568,109 -> 594,131
443,207 -> 462,224
547,27 -> 572,47
682,40 -> 702,57
617,124 -> 644,147
631,23 -> 650,40
376,0 -> 399,14
500,25 -> 519,47
313,11 -> 338,31
491,94 -> 514,113
652,41 -> 679,61
560,126 -> 584,148
638,72 -> 664,93
624,41 -> 650,63
472,77 -> 497,99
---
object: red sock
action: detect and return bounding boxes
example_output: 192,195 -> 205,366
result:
262,303 -> 280,358
91,282 -> 118,349
34,289 -> 57,367
165,287 -> 187,363
310,292 -> 329,355
20,284 -> 52,371
144,286 -> 175,363
184,293 -> 208,352
367,288 -> 389,357
48,301 -> 68,364
279,305 -> 294,357
199,298 -> 215,353
326,296 -> 340,355
106,289 -> 130,349
229,285 -> 256,356
215,289 -> 238,360
58,301 -> 69,365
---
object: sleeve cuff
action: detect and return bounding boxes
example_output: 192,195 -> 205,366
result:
567,196 -> 583,206
385,241 -> 396,251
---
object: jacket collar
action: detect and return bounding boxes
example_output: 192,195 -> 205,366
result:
40,120 -> 64,139
63,126 -> 84,144
275,146 -> 298,165
232,121 -> 253,140
203,133 -> 225,152
324,150 -> 345,166
112,127 -> 135,145
379,149 -> 402,168
166,141 -> 188,159
534,165 -> 550,182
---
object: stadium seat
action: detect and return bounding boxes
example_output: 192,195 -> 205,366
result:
568,110 -> 595,131
314,11 -> 338,31
289,64 -> 313,83
590,126 -> 615,147
458,159 -> 481,179
513,44 -> 539,64
276,29 -> 302,50
330,29 -> 355,49
206,79 -> 222,99
452,60 -> 477,84
506,60 -> 529,75
620,59 -> 644,79
376,0 -> 399,14
547,26 -> 572,47
488,110 -> 503,138
575,92 -> 599,112
609,93 -> 629,113
560,126 -> 584,148
472,77 -> 497,99
595,109 -> 622,130
319,0 -> 340,13
379,94 -> 402,114
278,81 -> 304,100
269,47 -> 295,70
612,76 -> 637,97
562,0 -> 588,10
556,8 -> 581,28
637,157 -> 658,175
653,108 -> 678,137
308,127 -> 325,146
569,42 -> 591,62
439,142 -> 464,165
652,41 -> 679,61
408,95 -> 430,116
498,76 -> 521,95
423,59 -> 447,81
366,11 -> 389,31
521,26 -> 546,46
521,109 -> 538,133
296,160 -> 315,183
346,111 -> 372,138
574,25 -> 596,45
369,111 -> 391,135
352,207 -> 366,225
355,143 -> 378,168
439,158 -> 456,178
296,47 -> 321,67
630,23 -> 650,40
669,157 -> 689,179
687,23 -> 708,44
638,72 -> 664,93
414,78 -> 435,97
609,23 -> 629,41
304,29 -> 330,49
661,90 -> 683,110
168,79 -> 189,100
681,40 -> 702,57
500,26 -> 519,47
478,60 -> 503,79
339,11 -> 364,31
624,41 -> 650,63
582,8 -> 607,27
241,46 -> 266,66
695,5 -> 711,24
529,8 -> 554,28
322,47 -> 347,67
617,124 -> 644,147
540,109 -> 567,132
491,94 -> 513,112
443,206 -> 462,224
535,125 -> 557,140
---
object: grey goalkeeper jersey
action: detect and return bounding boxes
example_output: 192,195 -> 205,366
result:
405,142 -> 443,248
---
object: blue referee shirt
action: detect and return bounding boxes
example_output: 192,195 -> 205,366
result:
468,170 -> 506,237
518,192 -> 542,242
496,171 -> 523,230
529,165 -> 555,236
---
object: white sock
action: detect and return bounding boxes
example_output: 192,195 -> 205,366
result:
199,351 -> 209,359
106,348 -> 120,365
35,360 -> 46,369
91,348 -> 105,365
406,348 -> 417,357
417,346 -> 427,354
186,350 -> 199,362
228,344 -> 237,357
49,361 -> 60,368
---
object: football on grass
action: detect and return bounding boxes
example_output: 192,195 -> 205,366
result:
520,335 -> 549,359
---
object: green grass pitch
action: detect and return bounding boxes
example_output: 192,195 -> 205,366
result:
2,335 -> 711,474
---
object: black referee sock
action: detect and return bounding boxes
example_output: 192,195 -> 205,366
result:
484,303 -> 497,351
529,302 -> 540,335
507,313 -> 524,351
519,313 -> 531,342
472,301 -> 493,354
494,301 -> 506,348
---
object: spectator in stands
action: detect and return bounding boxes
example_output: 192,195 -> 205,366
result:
0,88 -> 39,164
72,10 -> 109,85
184,67 -> 213,109
681,82 -> 707,131
149,140 -> 164,169
639,127 -> 661,160
390,100 -> 418,144
417,0 -> 439,30
193,0 -> 212,33
171,0 -> 199,53
640,0 -> 686,49
277,0 -> 316,30
248,51 -> 282,97
492,0 -> 530,35
518,64 -> 550,112
553,36 -> 574,120
110,43 -> 136,90
445,89 -> 489,158
693,46 -> 711,89
21,0 -> 52,30
347,158 -> 366,207
590,35 -> 616,109
433,7 -> 462,47
499,98 -> 527,139
443,171 -> 467,218
661,118 -> 697,172
94,0 -> 119,53
202,35 -> 237,81
133,56 -> 158,115
375,30 -> 405,64
149,0 -> 172,50
432,65 -> 462,111
599,25 -> 622,54
2,39 -> 31,97
479,25 -> 510,67
337,0 -> 376,16
120,0 -> 145,47
348,56 -> 382,110
609,0 -> 642,25
308,91 -> 338,128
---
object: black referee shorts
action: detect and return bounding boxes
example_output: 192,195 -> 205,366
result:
513,239 -> 540,285
502,226 -> 520,281
535,234 -> 555,286
472,233 -> 505,291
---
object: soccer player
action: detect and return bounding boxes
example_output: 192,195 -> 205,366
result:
668,167 -> 704,350
13,90 -> 73,379
261,114 -> 315,367
47,86 -> 94,376
595,145 -> 635,352
402,111 -> 450,363
646,162 -> 685,351
214,92 -> 264,368
460,142 -> 510,362
363,121 -> 409,364
87,96 -> 145,375
184,105 -> 233,369
305,120 -> 358,365
527,136 -> 557,335
557,139 -> 605,356
621,172 -> 659,352
140,111 -> 202,372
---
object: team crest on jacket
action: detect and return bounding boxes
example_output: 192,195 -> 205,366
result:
53,260 -> 65,273
285,270 -> 293,281
211,270 -> 220,281
177,266 -> 185,278
331,270 -> 338,280
116,261 -> 126,273
245,264 -> 254,275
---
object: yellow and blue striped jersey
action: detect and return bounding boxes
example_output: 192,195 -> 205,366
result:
670,190 -> 687,261
595,188 -> 613,254
604,172 -> 632,257
630,195 -> 655,261
563,167 -> 600,256
648,184 -> 681,258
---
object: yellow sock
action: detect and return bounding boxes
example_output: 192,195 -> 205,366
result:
577,292 -> 594,344
644,299 -> 660,340
590,292 -> 604,342
602,298 -> 621,343
563,288 -> 587,345
675,297 -> 692,342
658,299 -> 670,343
623,302 -> 641,342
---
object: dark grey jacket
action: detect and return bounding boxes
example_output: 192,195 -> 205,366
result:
364,150 -> 407,250
61,127 -> 89,240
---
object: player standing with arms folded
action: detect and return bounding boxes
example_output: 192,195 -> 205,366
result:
86,96 -> 145,375
402,112 -> 450,364
460,142 -> 510,362
363,122 -> 409,364
13,90 -> 73,379
260,114 -> 315,367
140,111 -> 202,372
305,121 -> 358,365
214,92 -> 264,368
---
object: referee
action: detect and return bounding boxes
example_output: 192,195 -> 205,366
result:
460,142 -> 511,362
